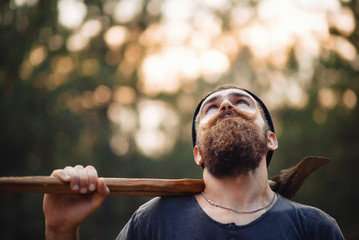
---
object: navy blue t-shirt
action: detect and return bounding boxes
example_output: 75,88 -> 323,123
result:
117,194 -> 343,240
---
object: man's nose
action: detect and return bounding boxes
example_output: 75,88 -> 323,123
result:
219,100 -> 234,111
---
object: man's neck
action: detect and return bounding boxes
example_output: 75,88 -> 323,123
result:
203,160 -> 271,208
195,159 -> 275,225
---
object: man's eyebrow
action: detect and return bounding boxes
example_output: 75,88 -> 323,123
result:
231,92 -> 252,100
201,95 -> 219,110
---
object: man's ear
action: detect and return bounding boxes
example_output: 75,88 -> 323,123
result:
267,131 -> 278,151
193,146 -> 204,166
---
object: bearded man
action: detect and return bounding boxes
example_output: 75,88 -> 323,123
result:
43,85 -> 344,239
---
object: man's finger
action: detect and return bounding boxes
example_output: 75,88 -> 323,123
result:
96,177 -> 110,196
51,169 -> 71,182
74,165 -> 89,194
64,167 -> 80,192
85,165 -> 98,192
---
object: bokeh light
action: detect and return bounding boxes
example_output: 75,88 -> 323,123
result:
58,0 -> 87,29
53,0 -> 358,156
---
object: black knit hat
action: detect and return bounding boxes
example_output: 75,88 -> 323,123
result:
191,87 -> 275,166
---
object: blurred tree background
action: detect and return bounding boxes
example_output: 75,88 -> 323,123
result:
0,0 -> 358,239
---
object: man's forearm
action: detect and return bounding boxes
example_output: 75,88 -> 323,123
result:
45,225 -> 79,240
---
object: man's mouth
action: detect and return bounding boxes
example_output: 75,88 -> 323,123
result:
221,114 -> 234,120
218,111 -> 238,120
204,110 -> 246,129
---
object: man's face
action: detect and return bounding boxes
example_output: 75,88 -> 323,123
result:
196,88 -> 269,178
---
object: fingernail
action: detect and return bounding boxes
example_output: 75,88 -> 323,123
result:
89,183 -> 95,191
80,188 -> 87,194
72,185 -> 79,191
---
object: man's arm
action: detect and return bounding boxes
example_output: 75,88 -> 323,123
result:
43,165 -> 110,240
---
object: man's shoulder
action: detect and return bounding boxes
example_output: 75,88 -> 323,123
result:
134,195 -> 196,218
276,195 -> 333,220
275,195 -> 343,238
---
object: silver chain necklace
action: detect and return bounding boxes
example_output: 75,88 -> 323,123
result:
201,192 -> 277,214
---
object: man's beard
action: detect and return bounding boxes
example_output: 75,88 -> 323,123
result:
198,110 -> 268,179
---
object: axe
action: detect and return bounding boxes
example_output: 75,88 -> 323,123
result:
0,156 -> 329,199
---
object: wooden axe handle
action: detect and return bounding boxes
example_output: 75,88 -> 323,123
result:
0,156 -> 328,198
0,176 -> 205,196
0,177 -> 276,196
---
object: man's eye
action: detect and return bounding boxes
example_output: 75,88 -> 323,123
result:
206,105 -> 217,112
237,100 -> 249,105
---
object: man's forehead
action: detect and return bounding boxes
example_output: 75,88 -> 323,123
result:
201,88 -> 256,109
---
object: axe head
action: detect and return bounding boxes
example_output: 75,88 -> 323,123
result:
270,156 -> 330,199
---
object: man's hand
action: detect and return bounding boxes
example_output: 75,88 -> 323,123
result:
43,165 -> 110,239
